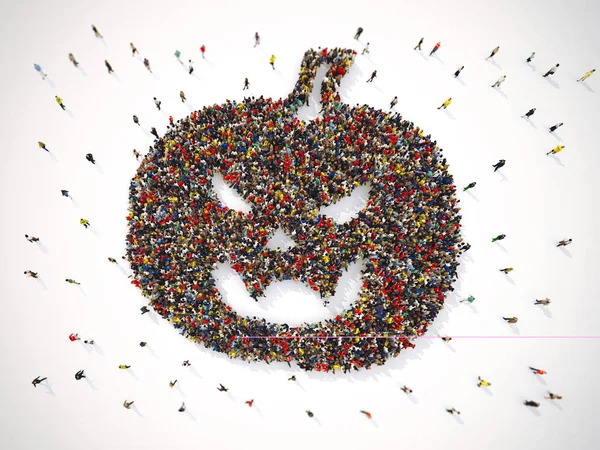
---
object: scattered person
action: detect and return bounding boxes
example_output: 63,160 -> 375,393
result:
492,234 -> 506,242
492,159 -> 506,172
174,49 -> 181,60
543,64 -> 559,78
245,399 -> 254,407
68,53 -> 79,67
522,108 -> 536,119
66,279 -> 81,285
118,365 -> 131,370
25,234 -> 40,243
169,380 -> 177,388
545,392 -> 562,400
34,63 -> 47,79
104,60 -> 114,74
454,66 -> 464,78
140,306 -> 150,314
32,376 -> 47,387
529,367 -> 547,375
217,384 -> 228,392
288,376 -> 297,381
180,90 -> 186,103
477,376 -> 491,388
37,141 -> 49,152
151,127 -> 159,139
200,45 -> 206,59
429,42 -> 441,57
133,115 -> 140,126
546,145 -> 565,156
243,78 -> 250,90
269,55 -> 276,70
61,190 -> 70,197
486,46 -> 500,60
437,97 -> 452,110
182,360 -> 191,367
188,60 -> 194,75
460,295 -> 475,303
491,75 -> 507,88
441,336 -> 452,342
557,239 -> 572,247
549,122 -> 563,133
123,400 -> 134,409
366,70 -> 377,82
360,410 -> 372,419
55,96 -> 66,110
463,182 -> 476,192
108,257 -> 117,264
130,43 -> 138,56
178,402 -> 186,412
84,339 -> 94,345
524,400 -> 540,407
535,298 -> 551,305
499,268 -> 513,274
69,333 -> 80,341
75,369 -> 86,380
144,58 -> 152,73
503,316 -> 518,323
91,25 -> 102,39
86,153 -> 96,164
362,43 -> 370,55
390,96 -> 398,109
414,37 -> 424,51
354,27 -> 364,40
577,69 -> 595,82
306,410 -> 314,418
400,385 -> 413,394
80,218 -> 91,228
154,97 -> 161,110
139,341 -> 147,347
526,51 -> 535,63
133,149 -> 141,160
24,270 -> 38,278
446,408 -> 460,415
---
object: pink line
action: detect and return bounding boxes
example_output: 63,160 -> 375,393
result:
233,335 -> 600,339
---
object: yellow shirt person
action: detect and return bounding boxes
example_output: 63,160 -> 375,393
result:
547,145 -> 565,156
269,55 -> 276,70
577,69 -> 595,82
437,97 -> 452,110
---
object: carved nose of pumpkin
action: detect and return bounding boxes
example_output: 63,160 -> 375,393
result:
266,227 -> 296,251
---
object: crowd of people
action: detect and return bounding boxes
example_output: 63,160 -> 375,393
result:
126,47 -> 466,372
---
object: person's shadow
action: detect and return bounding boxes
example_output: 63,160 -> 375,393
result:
131,404 -> 144,418
442,108 -> 456,120
559,247 -> 572,258
43,380 -> 55,396
581,81 -> 594,93
35,277 -> 48,291
493,86 -> 508,99
545,77 -> 560,89
550,155 -> 566,167
465,190 -> 479,202
487,58 -> 502,70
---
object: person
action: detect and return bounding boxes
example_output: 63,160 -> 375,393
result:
366,70 -> 377,82
24,270 -> 38,278
354,27 -> 364,40
499,268 -> 513,274
557,238 -> 572,247
245,399 -> 254,407
446,408 -> 460,415
529,367 -> 546,375
522,108 -> 536,119
269,55 -> 276,70
547,145 -> 565,156
123,400 -> 134,409
32,376 -> 47,387
141,306 -> 150,314
288,375 -> 296,381
492,159 -> 505,172
401,385 -> 413,394
477,376 -> 491,387
306,410 -> 314,418
527,51 -> 535,63
66,279 -> 81,285
360,410 -> 372,419
390,96 -> 398,109
133,115 -> 140,126
108,257 -> 117,264
535,298 -> 551,305
179,91 -> 186,103
437,97 -> 452,110
151,127 -> 159,139
140,341 -> 147,347
104,60 -> 114,74
492,234 -> 506,242
463,182 -> 476,192
188,60 -> 194,75
130,43 -> 138,56
118,365 -> 131,369
133,149 -> 141,160
154,97 -> 161,110
84,339 -> 94,345
174,49 -> 181,60
55,96 -> 66,110
454,66 -> 464,78
80,218 -> 91,228
254,32 -> 260,47
86,153 -> 96,164
362,43 -> 370,55
91,25 -> 102,38
549,122 -> 563,133
68,53 -> 79,67
414,37 -> 424,50
182,360 -> 191,367
61,190 -> 70,197
577,69 -> 595,82
25,234 -> 40,243
75,370 -> 86,380
169,380 -> 177,388
200,45 -> 206,59
441,336 -> 452,342
503,316 -> 518,323
524,400 -> 540,407
486,46 -> 499,60
178,402 -> 186,412
429,42 -> 441,57
460,295 -> 475,303
144,58 -> 152,73
37,141 -> 49,152
491,75 -> 507,88
69,333 -> 80,341
217,383 -> 228,392
34,63 -> 47,79
545,392 -> 562,400
543,63 -> 559,77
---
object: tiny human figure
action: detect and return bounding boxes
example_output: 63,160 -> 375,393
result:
441,336 -> 452,343
486,46 -> 500,60
401,385 -> 413,394
182,360 -> 191,367
123,400 -> 134,409
84,339 -> 94,345
133,149 -> 141,160
55,96 -> 66,110
86,153 -> 96,164
143,58 -> 152,73
549,122 -> 563,133
169,380 -> 177,388
557,238 -> 572,247
503,317 -> 518,324
524,400 -> 540,407
454,65 -> 464,78
24,270 -> 38,278
535,298 -> 551,305
254,32 -> 261,47
545,392 -> 562,400
269,55 -> 276,70
108,257 -> 117,264
68,53 -> 79,67
577,69 -> 595,82
546,145 -> 565,156
499,268 -> 513,274
446,408 -> 460,415
188,60 -> 194,75
69,333 -> 80,341
437,97 -> 452,110
104,60 -> 114,74
491,75 -> 507,88
80,218 -> 91,228
414,37 -> 424,50
25,234 -> 40,243
66,279 -> 80,285
362,43 -> 370,55
34,63 -> 47,79
75,369 -> 86,380
477,376 -> 491,388
460,295 -> 475,303
288,376 -> 296,381
306,410 -> 314,418
200,45 -> 206,59
150,127 -> 159,139
492,234 -> 506,242
153,97 -> 161,110
38,141 -> 49,152
133,115 -> 140,126
178,402 -> 186,412
118,365 -> 131,370
366,70 -> 377,82
390,96 -> 398,109
139,341 -> 147,347
140,306 -> 150,314
543,63 -> 559,77
360,410 -> 372,419
32,376 -> 47,387
526,51 -> 535,63
522,108 -> 536,119
493,159 -> 506,172
174,49 -> 181,60
245,399 -> 254,407
429,41 -> 441,57
130,43 -> 138,56
91,25 -> 102,38
179,90 -> 186,102
243,78 -> 250,90
61,190 -> 70,197
529,367 -> 547,375
354,27 -> 364,40
217,384 -> 228,392
463,182 -> 476,192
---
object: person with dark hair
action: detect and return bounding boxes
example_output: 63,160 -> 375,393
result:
151,127 -> 159,139
577,69 -> 595,82
38,141 -> 49,152
543,64 -> 560,77
547,145 -> 565,156
503,316 -> 518,323
446,407 -> 460,415
524,400 -> 539,407
61,190 -> 70,197
522,108 -> 536,119
535,298 -> 551,305
104,60 -> 114,74
545,392 -> 562,400
24,270 -> 38,278
366,70 -> 377,83
75,370 -> 86,380
526,51 -> 535,63
180,91 -> 186,103
492,159 -> 505,172
463,182 -> 476,192
429,42 -> 441,57
414,37 -> 424,51
154,97 -> 161,110
141,306 -> 150,314
217,383 -> 228,392
557,238 -> 572,247
499,268 -> 513,274
390,96 -> 398,109
354,27 -> 364,40
123,400 -> 134,409
401,385 -> 413,394
486,46 -> 499,60
178,402 -> 186,412
133,115 -> 140,126
243,78 -> 250,90
529,367 -> 546,375
144,58 -> 152,73
86,153 -> 96,164
492,234 -> 506,242
130,43 -> 138,56
91,25 -> 102,38
25,235 -> 40,243
245,399 -> 254,407
306,410 -> 314,417
549,122 -> 563,133
360,410 -> 372,419
32,376 -> 47,387
454,66 -> 464,78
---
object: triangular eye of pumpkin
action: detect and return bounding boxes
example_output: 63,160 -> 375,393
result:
211,171 -> 252,213
318,182 -> 371,224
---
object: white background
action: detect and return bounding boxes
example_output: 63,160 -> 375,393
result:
1,0 -> 599,449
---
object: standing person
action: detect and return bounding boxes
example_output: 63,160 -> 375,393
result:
140,306 -> 150,314
143,58 -> 152,73
437,97 -> 452,109
535,298 -> 551,305
24,270 -> 38,278
306,410 -> 314,418
245,399 -> 254,407
545,392 -> 562,400
446,408 -> 460,415
150,127 -> 159,139
491,75 -> 507,88
492,159 -> 506,172
33,63 -> 47,79
522,108 -> 536,119
354,27 -> 364,40
32,376 -> 47,387
169,380 -> 177,388
477,376 -> 491,387
179,90 -> 186,102
139,341 -> 147,347
546,145 -> 565,156
61,190 -> 70,198
123,400 -> 134,409
182,360 -> 191,367
549,122 -> 563,133
362,43 -> 370,55
503,316 -> 518,323
390,96 -> 398,109
55,96 -> 66,110
288,375 -> 297,381
75,370 -> 86,380
104,60 -> 114,74
529,367 -> 547,375
243,78 -> 250,90
68,53 -> 79,67
577,69 -> 595,82
133,149 -> 141,160
188,60 -> 194,75
429,41 -> 441,57
200,45 -> 206,59
269,55 -> 276,70
543,63 -> 559,77
557,238 -> 572,247
80,218 -> 91,228
360,410 -> 372,419
133,115 -> 140,126
486,46 -> 500,60
492,234 -> 506,242
401,385 -> 413,394
463,181 -> 476,192
86,153 -> 96,164
25,234 -> 40,243
66,279 -> 81,285
524,400 -> 540,407
499,268 -> 514,274
153,97 -> 161,110
174,49 -> 181,61
91,25 -> 102,39
526,51 -> 535,63
178,402 -> 186,412
38,141 -> 49,152
69,333 -> 80,341
217,384 -> 228,392
460,295 -> 476,303
454,66 -> 464,77
414,37 -> 424,50
130,43 -> 138,56
366,70 -> 377,82
118,365 -> 131,370
254,32 -> 261,47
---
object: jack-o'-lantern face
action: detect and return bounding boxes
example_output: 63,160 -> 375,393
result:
127,48 -> 462,372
